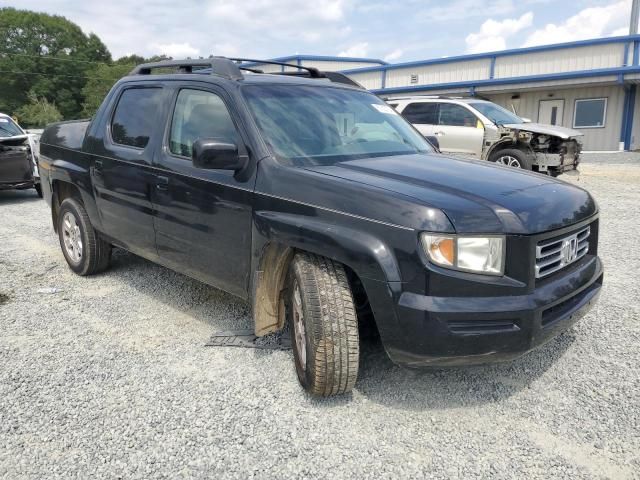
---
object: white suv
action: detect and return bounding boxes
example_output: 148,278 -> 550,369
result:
388,96 -> 583,176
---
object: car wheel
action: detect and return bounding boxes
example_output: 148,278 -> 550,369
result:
34,183 -> 43,198
490,148 -> 533,170
58,198 -> 112,275
286,252 -> 360,396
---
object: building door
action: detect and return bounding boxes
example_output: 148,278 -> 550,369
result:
539,99 -> 564,125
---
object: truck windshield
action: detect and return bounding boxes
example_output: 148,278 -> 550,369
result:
243,85 -> 433,165
469,102 -> 523,125
0,116 -> 24,138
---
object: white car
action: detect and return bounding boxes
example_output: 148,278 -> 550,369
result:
388,96 -> 583,176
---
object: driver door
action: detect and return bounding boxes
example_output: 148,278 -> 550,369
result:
152,85 -> 256,297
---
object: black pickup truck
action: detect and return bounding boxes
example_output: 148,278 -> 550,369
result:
39,58 -> 603,396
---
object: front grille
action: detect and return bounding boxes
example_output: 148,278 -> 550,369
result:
535,226 -> 590,279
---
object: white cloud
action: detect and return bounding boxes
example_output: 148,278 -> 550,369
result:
465,12 -> 533,53
384,48 -> 404,62
338,42 -> 368,57
151,42 -> 200,58
523,0 -> 631,47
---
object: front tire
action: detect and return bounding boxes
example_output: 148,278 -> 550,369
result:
58,198 -> 111,275
489,148 -> 533,170
286,253 -> 360,396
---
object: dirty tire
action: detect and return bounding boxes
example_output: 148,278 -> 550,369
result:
489,148 -> 533,170
58,198 -> 111,276
287,253 -> 360,397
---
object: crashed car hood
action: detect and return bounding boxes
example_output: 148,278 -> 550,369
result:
306,153 -> 597,234
502,123 -> 583,139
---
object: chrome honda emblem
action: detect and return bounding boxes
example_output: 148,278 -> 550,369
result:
560,234 -> 579,265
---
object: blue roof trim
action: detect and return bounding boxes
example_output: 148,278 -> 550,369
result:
370,66 -> 640,95
342,35 -> 640,74
242,55 -> 387,67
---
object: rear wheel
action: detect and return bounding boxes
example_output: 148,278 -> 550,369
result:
58,198 -> 111,275
490,148 -> 533,170
286,253 -> 360,396
34,183 -> 42,198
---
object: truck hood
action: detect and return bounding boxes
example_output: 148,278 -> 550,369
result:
502,122 -> 583,139
305,153 -> 597,234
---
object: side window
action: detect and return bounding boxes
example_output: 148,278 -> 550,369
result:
438,104 -> 477,127
111,88 -> 163,148
401,102 -> 438,124
169,89 -> 240,158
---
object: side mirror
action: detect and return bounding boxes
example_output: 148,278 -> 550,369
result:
425,135 -> 440,151
192,138 -> 247,171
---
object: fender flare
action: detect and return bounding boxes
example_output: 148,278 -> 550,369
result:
250,211 -> 403,335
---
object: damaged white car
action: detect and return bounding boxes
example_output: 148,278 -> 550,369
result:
388,96 -> 583,177
0,113 -> 42,197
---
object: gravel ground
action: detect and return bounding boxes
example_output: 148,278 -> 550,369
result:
1,153 -> 639,479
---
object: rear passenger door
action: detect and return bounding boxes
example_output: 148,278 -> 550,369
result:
152,85 -> 256,298
435,103 -> 484,157
91,86 -> 166,258
399,102 -> 438,137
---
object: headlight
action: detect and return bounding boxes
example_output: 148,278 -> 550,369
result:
420,234 -> 505,275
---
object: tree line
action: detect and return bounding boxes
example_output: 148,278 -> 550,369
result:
0,8 -> 167,127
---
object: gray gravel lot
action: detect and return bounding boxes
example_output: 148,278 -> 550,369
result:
1,153 -> 639,479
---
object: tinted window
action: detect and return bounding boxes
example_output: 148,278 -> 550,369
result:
111,88 -> 163,148
438,104 -> 477,127
0,116 -> 24,138
401,102 -> 438,124
169,89 -> 240,158
574,98 -> 606,128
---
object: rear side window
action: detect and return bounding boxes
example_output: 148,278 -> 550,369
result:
438,104 -> 477,127
111,88 -> 163,148
169,89 -> 240,158
401,102 -> 438,124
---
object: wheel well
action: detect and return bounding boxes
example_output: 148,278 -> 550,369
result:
51,181 -> 82,233
252,243 -> 375,337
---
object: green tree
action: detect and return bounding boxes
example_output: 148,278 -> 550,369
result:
81,54 -> 171,117
0,8 -> 111,119
15,91 -> 63,127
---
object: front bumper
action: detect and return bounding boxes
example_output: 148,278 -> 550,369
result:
378,255 -> 603,367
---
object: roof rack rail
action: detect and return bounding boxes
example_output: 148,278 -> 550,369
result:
228,58 -> 322,78
129,56 -> 364,89
129,58 -> 243,80
277,70 -> 364,89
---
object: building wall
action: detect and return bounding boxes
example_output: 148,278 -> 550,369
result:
493,43 -> 626,78
485,85 -> 625,151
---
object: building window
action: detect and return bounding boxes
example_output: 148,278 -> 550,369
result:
573,98 -> 607,129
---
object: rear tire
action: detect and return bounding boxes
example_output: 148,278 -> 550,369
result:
489,148 -> 533,170
34,183 -> 42,198
58,198 -> 111,275
286,253 -> 360,396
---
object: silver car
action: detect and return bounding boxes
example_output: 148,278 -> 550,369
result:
388,96 -> 583,176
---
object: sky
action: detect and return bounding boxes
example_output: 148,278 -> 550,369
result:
0,0 -> 634,63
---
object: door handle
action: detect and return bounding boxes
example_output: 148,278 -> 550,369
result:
93,160 -> 103,177
156,175 -> 169,191
434,131 -> 445,136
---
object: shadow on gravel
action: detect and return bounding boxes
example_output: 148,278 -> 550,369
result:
97,248 -> 577,410
352,332 -> 576,410
106,248 -> 251,331
0,189 -> 41,205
